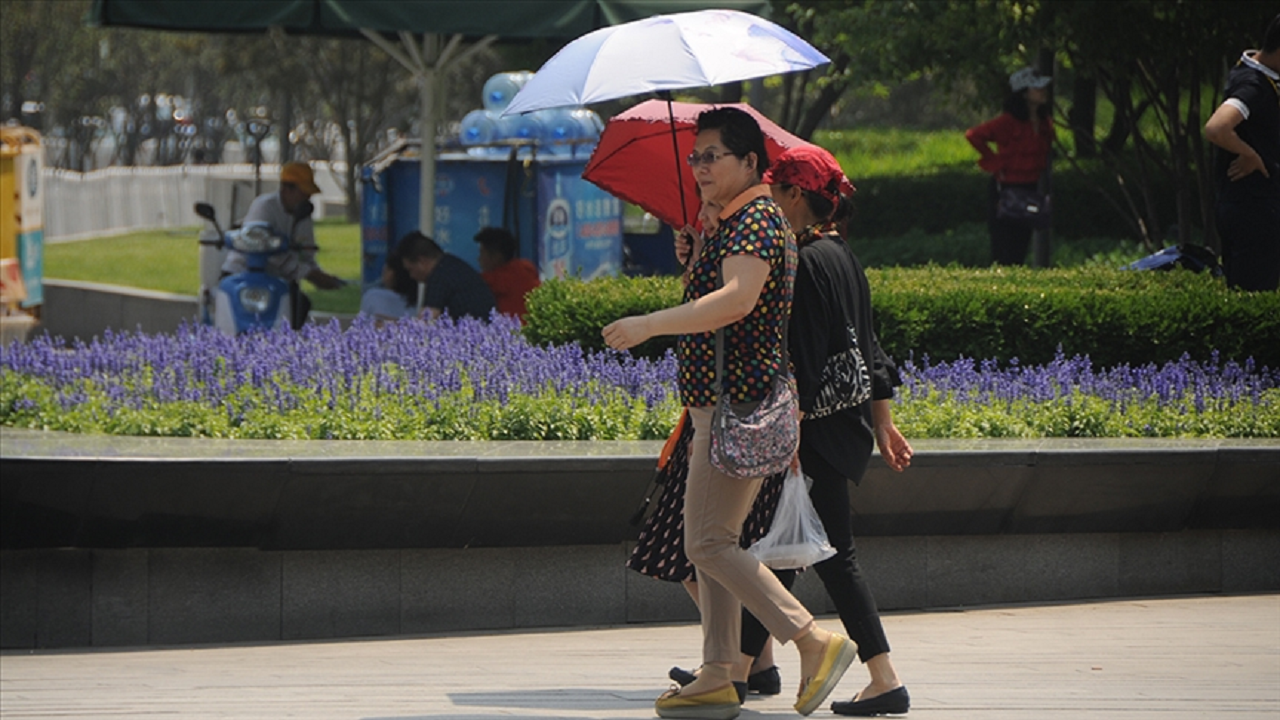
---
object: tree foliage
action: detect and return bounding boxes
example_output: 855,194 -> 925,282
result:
0,0 -> 499,192
768,0 -> 1272,249
3,0 -> 1269,249
1047,0 -> 1266,249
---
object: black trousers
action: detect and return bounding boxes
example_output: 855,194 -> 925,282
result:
741,432 -> 891,664
988,178 -> 1035,266
289,282 -> 312,330
1217,193 -> 1280,292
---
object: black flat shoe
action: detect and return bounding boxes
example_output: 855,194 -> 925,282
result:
669,666 -> 698,686
746,665 -> 781,695
667,667 -> 747,703
830,686 -> 910,716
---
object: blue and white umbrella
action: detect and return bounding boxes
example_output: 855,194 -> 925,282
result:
503,8 -> 829,115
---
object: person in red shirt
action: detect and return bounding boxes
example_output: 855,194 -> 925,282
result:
474,227 -> 540,321
966,67 -> 1056,265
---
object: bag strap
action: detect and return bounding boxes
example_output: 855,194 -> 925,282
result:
714,219 -> 792,400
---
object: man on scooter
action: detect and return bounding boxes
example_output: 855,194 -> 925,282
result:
221,161 -> 344,329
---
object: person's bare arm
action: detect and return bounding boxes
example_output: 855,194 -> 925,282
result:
872,399 -> 913,472
305,267 -> 345,289
1205,103 -> 1271,181
602,254 -> 769,350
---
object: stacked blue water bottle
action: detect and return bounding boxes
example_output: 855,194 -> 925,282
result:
457,71 -> 602,158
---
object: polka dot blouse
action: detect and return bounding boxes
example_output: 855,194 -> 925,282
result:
676,196 -> 796,408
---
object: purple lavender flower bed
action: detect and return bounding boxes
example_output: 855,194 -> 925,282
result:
2,317 -> 1277,439
0,315 -> 679,440
894,351 -> 1280,437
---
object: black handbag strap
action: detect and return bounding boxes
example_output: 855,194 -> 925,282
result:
714,236 -> 792,400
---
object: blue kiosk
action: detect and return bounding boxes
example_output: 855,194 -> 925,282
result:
360,140 -> 624,289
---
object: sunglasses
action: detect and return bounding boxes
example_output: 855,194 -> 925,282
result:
686,149 -> 738,168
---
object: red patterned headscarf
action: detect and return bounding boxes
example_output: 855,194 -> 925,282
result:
761,144 -> 856,209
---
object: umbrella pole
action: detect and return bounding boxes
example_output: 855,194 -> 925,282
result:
659,91 -> 688,228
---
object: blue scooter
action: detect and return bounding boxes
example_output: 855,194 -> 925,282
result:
193,200 -> 311,335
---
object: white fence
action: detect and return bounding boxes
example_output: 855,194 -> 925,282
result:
43,163 -> 350,242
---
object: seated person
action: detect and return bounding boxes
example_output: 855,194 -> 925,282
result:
399,230 -> 496,321
359,250 -> 418,322
474,227 -> 541,321
221,162 -> 344,328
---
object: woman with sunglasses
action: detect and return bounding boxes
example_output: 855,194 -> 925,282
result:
604,107 -> 855,720
628,192 -> 794,704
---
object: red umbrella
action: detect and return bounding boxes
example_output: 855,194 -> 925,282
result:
582,100 -> 810,230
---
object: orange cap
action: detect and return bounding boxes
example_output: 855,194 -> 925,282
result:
280,162 -> 320,195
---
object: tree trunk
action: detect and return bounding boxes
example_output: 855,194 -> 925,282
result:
785,70 -> 810,135
1163,66 -> 1191,245
779,74 -> 796,130
795,53 -> 851,141
1068,73 -> 1097,158
795,81 -> 842,140
280,92 -> 293,164
718,81 -> 743,104
1101,74 -> 1132,155
1186,57 -> 1217,252
1131,129 -> 1164,248
342,121 -> 359,224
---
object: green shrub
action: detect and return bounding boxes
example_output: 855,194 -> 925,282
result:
848,223 -> 991,268
523,274 -> 682,359
869,265 -> 1279,367
522,267 -> 1280,368
834,166 -> 1179,245
848,223 -> 1149,270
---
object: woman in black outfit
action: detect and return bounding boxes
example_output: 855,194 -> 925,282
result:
764,144 -> 915,716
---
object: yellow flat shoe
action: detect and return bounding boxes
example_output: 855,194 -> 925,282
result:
794,634 -> 857,716
655,683 -> 741,719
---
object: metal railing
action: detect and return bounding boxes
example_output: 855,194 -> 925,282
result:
42,163 -> 349,242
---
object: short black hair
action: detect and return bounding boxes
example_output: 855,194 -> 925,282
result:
474,226 -> 518,263
695,107 -> 770,178
383,250 -> 419,303
1003,81 -> 1052,122
397,231 -> 442,261
1265,14 -> 1280,53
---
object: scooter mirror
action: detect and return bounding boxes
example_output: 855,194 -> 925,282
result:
194,202 -> 217,222
293,200 -> 314,221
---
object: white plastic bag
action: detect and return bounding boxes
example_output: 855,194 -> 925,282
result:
748,467 -> 836,569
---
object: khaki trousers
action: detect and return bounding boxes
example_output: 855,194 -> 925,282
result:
684,406 -> 813,664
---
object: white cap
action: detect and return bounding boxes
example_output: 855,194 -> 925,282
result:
1009,67 -> 1052,92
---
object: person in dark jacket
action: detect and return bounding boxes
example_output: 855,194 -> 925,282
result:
399,231 -> 496,321
1204,14 -> 1280,291
765,144 -> 915,717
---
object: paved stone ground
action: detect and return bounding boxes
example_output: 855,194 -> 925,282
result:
1,593 -> 1276,720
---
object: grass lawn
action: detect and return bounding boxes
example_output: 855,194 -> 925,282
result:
815,127 -> 979,178
45,220 -> 365,314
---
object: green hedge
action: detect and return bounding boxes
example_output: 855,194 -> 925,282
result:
847,167 -> 1179,243
522,267 -> 1280,368
523,274 -> 682,360
870,265 -> 1278,367
846,222 -> 1148,270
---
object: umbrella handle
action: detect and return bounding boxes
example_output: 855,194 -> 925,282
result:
659,91 -> 689,230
